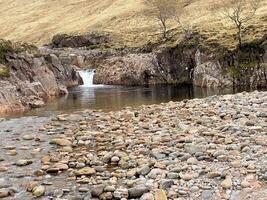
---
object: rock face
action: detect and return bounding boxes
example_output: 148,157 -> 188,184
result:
94,53 -> 185,85
51,33 -> 111,48
193,50 -> 233,88
94,47 -> 192,85
41,33 -> 267,88
0,52 -> 81,114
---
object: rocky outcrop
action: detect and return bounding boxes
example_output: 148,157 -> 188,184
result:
193,50 -> 233,88
94,46 -> 194,85
43,33 -> 267,89
94,53 -> 161,85
0,52 -> 81,114
51,33 -> 111,48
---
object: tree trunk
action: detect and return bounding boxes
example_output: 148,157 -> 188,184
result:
237,25 -> 242,47
162,21 -> 167,39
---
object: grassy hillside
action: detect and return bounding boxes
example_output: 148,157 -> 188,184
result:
0,0 -> 266,48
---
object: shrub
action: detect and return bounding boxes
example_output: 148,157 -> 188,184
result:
0,39 -> 14,63
0,65 -> 10,78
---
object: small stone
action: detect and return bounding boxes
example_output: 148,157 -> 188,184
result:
16,159 -> 33,166
148,168 -> 165,179
241,180 -> 250,188
0,167 -> 8,172
113,188 -> 128,199
140,193 -> 154,200
50,138 -> 72,146
32,185 -> 45,197
111,156 -> 120,162
221,178 -> 232,189
75,167 -> 96,176
128,185 -> 149,198
104,185 -> 116,192
126,168 -> 137,177
79,187 -> 90,192
53,189 -> 64,198
99,192 -> 113,200
184,144 -> 206,155
23,134 -> 35,140
207,171 -> 220,178
91,185 -> 104,197
7,150 -> 17,156
0,189 -> 10,198
167,172 -> 179,179
202,190 -> 213,199
155,189 -> 167,200
159,179 -> 174,190
179,173 -> 193,181
137,165 -> 151,176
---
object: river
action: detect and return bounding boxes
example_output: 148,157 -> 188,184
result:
1,70 -> 238,119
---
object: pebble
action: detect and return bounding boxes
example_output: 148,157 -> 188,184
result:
1,91 -> 266,200
155,189 -> 167,200
32,185 -> 45,197
128,185 -> 149,198
16,159 -> 33,166
221,178 -> 232,189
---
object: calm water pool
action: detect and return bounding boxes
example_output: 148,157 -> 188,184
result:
2,84 -> 238,119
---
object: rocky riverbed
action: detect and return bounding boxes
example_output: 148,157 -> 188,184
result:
0,91 -> 266,199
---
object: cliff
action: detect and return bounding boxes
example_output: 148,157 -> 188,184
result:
44,33 -> 267,89
0,41 -> 82,114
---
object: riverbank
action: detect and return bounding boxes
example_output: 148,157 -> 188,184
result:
0,91 -> 266,199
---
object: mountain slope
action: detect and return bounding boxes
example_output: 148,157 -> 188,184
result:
0,0 -> 266,47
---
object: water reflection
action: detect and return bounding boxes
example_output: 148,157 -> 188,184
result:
3,84 -> 237,118
44,84 -> 233,112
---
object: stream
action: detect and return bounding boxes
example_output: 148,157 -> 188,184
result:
0,70 -> 261,199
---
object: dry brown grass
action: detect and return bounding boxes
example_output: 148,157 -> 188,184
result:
0,0 -> 266,48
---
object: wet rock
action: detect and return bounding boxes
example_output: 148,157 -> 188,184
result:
159,179 -> 174,190
75,167 -> 96,176
53,189 -> 64,198
16,159 -> 33,166
32,185 -> 45,197
22,134 -> 35,140
91,184 -> 104,197
0,189 -> 10,198
111,156 -> 120,162
128,185 -> 149,198
50,138 -> 72,146
0,167 -> 8,172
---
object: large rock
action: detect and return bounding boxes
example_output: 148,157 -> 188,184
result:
193,50 -> 232,88
0,52 -> 81,114
51,33 -> 111,48
94,49 -> 191,86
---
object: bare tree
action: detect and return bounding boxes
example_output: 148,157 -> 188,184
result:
217,0 -> 262,47
146,0 -> 174,39
168,0 -> 194,35
146,0 -> 194,39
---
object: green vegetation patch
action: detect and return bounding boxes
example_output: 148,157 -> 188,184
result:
0,65 -> 10,78
0,39 -> 14,63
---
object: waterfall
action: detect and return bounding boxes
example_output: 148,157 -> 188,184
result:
78,69 -> 96,87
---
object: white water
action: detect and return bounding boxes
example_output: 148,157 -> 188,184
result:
78,70 -> 96,87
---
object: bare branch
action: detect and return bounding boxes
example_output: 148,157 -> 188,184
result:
214,0 -> 263,47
